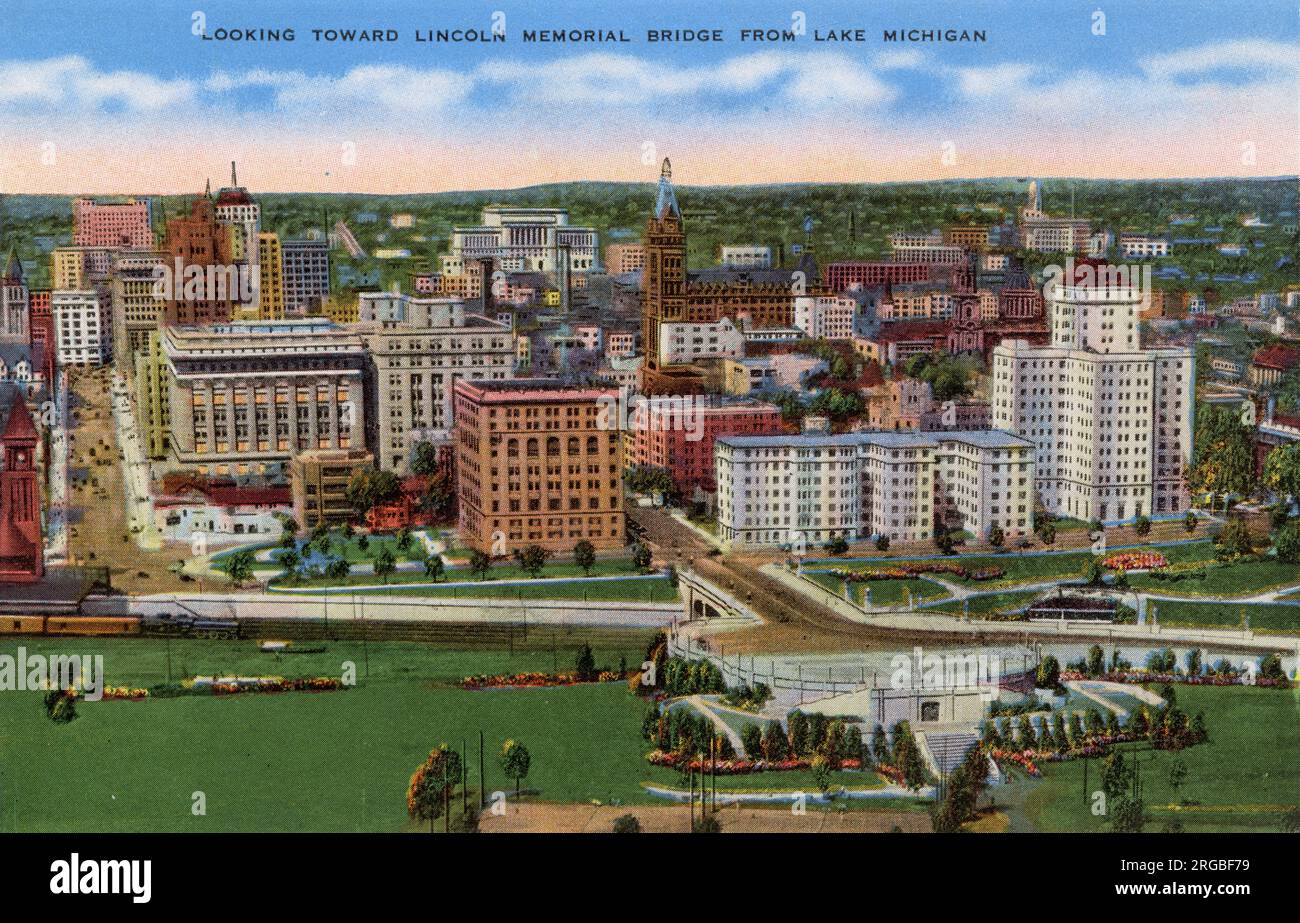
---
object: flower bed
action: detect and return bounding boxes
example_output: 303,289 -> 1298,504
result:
830,562 -> 1004,583
210,676 -> 342,695
645,749 -> 863,775
990,749 -> 1042,777
1102,551 -> 1167,571
101,686 -> 149,701
1060,669 -> 1289,688
462,670 -> 626,690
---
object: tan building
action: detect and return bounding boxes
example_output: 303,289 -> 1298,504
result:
453,379 -> 625,553
291,447 -> 374,529
256,232 -> 285,320
358,294 -> 515,474
161,319 -> 366,478
111,251 -> 168,372
605,243 -> 646,276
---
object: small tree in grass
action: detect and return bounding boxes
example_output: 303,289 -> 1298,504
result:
632,543 -> 653,573
406,744 -> 463,831
395,526 -> 413,554
987,525 -> 1004,549
1134,515 -> 1151,538
810,753 -> 832,796
575,643 -> 597,681
573,540 -> 596,576
875,534 -> 890,552
514,544 -> 551,578
1038,521 -> 1056,545
325,558 -> 351,581
222,549 -> 257,587
469,549 -> 491,581
500,739 -> 531,796
1168,758 -> 1189,804
1111,796 -> 1147,833
1183,510 -> 1197,534
374,546 -> 397,583
423,554 -> 445,582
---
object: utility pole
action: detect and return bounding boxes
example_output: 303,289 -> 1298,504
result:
479,731 -> 486,809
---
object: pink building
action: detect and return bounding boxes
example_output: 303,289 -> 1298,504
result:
72,197 -> 154,250
628,397 -> 784,495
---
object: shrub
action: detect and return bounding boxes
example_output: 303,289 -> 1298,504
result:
612,813 -> 642,834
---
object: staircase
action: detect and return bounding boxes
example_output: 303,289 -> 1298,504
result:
916,729 -> 981,779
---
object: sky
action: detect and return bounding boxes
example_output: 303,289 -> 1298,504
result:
1,0 -> 1297,193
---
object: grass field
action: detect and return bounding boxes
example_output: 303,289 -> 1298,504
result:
1127,557 -> 1300,598
1024,685 -> 1300,832
1147,600 -> 1300,634
927,590 -> 1044,616
0,637 -> 670,832
806,573 -> 949,607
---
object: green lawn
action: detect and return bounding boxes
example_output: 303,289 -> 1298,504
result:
0,637 -> 663,832
1148,600 -> 1300,634
375,576 -> 679,603
1024,685 -> 1300,832
1128,557 -> 1300,598
928,590 -> 1043,616
807,573 -> 949,607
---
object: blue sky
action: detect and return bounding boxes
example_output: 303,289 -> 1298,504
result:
2,0 -> 1297,191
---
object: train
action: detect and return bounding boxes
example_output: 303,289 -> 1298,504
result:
0,613 -> 240,640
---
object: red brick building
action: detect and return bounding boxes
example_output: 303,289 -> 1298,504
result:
0,390 -> 43,583
627,397 -> 784,495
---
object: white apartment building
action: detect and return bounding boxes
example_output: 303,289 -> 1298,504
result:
659,317 -> 744,365
992,280 -> 1194,522
793,295 -> 856,339
443,207 -> 597,275
1118,235 -> 1170,258
53,288 -> 113,366
714,429 -> 1034,549
719,245 -> 772,269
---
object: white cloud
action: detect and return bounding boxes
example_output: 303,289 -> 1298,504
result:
1140,39 -> 1300,79
953,63 -> 1037,98
0,55 -> 193,110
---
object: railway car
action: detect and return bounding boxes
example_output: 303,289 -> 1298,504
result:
141,612 -> 240,641
0,615 -> 50,635
44,616 -> 142,636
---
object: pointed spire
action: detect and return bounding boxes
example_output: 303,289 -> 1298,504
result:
204,177 -> 211,198
654,157 -> 680,220
3,246 -> 21,282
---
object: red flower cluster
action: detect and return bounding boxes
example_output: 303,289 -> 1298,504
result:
462,670 -> 628,690
832,562 -> 1005,583
211,676 -> 342,695
1102,551 -> 1167,571
990,749 -> 1042,777
645,750 -> 865,775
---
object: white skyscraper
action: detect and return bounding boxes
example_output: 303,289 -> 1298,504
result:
991,272 -> 1194,523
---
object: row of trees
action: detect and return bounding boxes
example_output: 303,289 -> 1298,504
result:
982,700 -> 1207,754
406,739 -> 533,831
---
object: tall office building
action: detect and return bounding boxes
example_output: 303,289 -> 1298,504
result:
255,232 -> 285,321
282,239 -> 330,314
992,267 -> 1194,521
72,197 -> 154,250
161,192 -> 237,326
453,379 -> 625,552
359,294 -> 515,474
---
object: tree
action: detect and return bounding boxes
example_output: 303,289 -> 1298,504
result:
875,534 -> 890,552
325,558 -> 351,581
575,643 -> 597,681
740,723 -> 763,758
1101,750 -> 1132,804
395,526 -> 413,554
1215,517 -> 1255,561
761,720 -> 789,761
469,549 -> 492,581
44,688 -> 77,724
406,744 -> 463,829
1262,441 -> 1300,500
573,540 -> 596,576
514,545 -> 551,578
624,465 -> 674,496
1086,644 -> 1105,678
1111,797 -> 1147,833
421,471 -> 456,522
1038,521 -> 1056,545
1168,759 -> 1189,804
1082,557 -> 1105,586
1183,510 -> 1198,534
1035,655 -> 1061,691
1134,515 -> 1151,538
1275,521 -> 1300,565
276,548 -> 301,578
221,549 -> 256,587
1189,402 -> 1254,498
631,543 -> 653,572
809,753 -> 832,795
411,440 -> 440,477
824,534 -> 849,556
612,813 -> 641,834
787,710 -> 811,756
499,739 -> 531,796
346,466 -> 401,516
1184,648 -> 1203,677
356,532 -> 370,553
373,546 -> 397,583
987,525 -> 1004,548
423,554 -> 445,582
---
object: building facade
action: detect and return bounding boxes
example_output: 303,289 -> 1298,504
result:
53,289 -> 113,366
454,379 -> 625,552
72,197 -> 154,250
